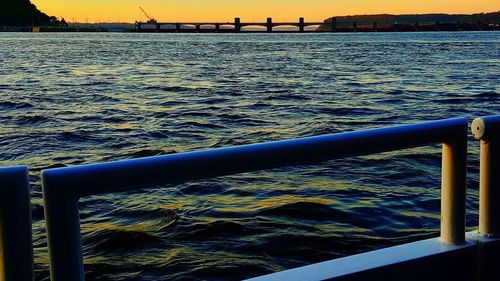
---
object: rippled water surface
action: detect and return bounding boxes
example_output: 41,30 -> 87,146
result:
0,32 -> 499,280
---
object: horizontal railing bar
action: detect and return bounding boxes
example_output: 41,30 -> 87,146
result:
42,117 -> 468,281
246,237 -> 475,281
43,117 -> 467,197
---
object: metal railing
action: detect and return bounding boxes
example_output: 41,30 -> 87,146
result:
41,117 -> 469,281
252,116 -> 500,281
2,115 -> 499,280
0,166 -> 33,281
472,115 -> 500,236
469,115 -> 500,281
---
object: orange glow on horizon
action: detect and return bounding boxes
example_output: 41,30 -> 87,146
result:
31,0 -> 499,23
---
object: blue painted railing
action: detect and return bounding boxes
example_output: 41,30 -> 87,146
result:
0,166 -> 33,281
41,117 -> 468,281
4,115 -> 500,280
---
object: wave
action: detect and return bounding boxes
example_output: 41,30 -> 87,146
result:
257,201 -> 350,221
174,220 -> 247,240
126,149 -> 176,158
83,229 -> 165,253
144,85 -> 190,92
0,101 -> 34,110
14,115 -> 50,125
474,91 -> 498,99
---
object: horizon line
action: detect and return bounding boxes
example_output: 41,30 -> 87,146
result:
59,10 -> 499,24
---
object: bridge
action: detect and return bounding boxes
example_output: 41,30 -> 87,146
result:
135,17 -> 500,33
136,17 -> 331,32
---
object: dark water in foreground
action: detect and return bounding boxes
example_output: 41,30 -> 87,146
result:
0,32 -> 499,280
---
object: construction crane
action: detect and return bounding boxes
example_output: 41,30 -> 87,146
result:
139,7 -> 157,24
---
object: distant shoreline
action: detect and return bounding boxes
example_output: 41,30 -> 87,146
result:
1,26 -> 499,33
1,11 -> 499,33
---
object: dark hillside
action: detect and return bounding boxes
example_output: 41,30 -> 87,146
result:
318,11 -> 500,31
324,12 -> 500,24
0,0 -> 51,26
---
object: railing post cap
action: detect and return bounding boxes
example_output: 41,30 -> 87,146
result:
472,115 -> 500,141
472,117 -> 486,140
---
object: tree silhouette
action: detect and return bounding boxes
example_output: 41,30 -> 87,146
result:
0,0 -> 51,26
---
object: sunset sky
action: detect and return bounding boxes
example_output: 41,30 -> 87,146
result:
31,0 -> 499,23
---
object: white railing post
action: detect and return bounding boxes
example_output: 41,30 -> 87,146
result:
472,115 -> 500,235
0,166 -> 33,281
441,136 -> 468,244
470,115 -> 500,281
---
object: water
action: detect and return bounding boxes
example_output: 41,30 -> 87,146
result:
0,31 -> 499,280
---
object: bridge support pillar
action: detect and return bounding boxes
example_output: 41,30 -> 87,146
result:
156,23 -> 161,32
195,24 -> 201,32
352,22 -> 357,32
331,17 -> 337,32
373,22 -> 378,31
414,21 -> 420,31
299,17 -> 305,32
235,18 -> 241,32
215,24 -> 220,32
137,23 -> 142,32
267,18 -> 273,32
176,23 -> 181,32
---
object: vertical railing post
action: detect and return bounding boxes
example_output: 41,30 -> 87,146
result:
440,126 -> 468,244
0,166 -> 33,281
472,116 -> 500,235
471,115 -> 500,281
42,174 -> 84,281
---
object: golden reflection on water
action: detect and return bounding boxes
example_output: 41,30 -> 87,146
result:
82,221 -> 159,234
84,254 -> 152,268
70,69 -> 85,76
109,103 -> 179,114
106,123 -> 135,130
253,128 -> 292,134
401,211 -> 439,220
163,248 -> 182,262
255,196 -> 339,208
307,178 -> 359,191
